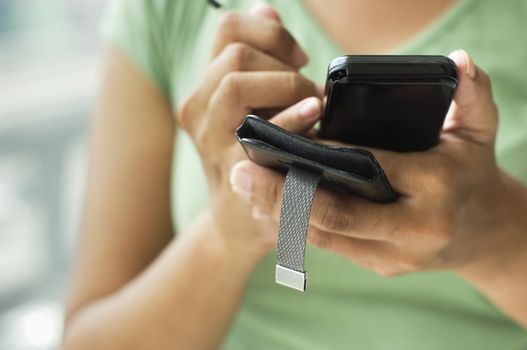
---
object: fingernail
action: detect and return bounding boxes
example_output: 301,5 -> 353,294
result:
230,164 -> 254,201
299,98 -> 320,120
252,207 -> 271,221
460,50 -> 476,80
291,44 -> 308,67
449,49 -> 476,80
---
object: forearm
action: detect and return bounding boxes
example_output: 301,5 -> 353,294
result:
62,210 -> 260,350
459,171 -> 527,328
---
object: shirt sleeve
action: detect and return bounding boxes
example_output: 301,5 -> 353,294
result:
99,0 -> 171,97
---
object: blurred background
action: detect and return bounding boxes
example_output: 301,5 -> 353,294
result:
0,0 -> 105,348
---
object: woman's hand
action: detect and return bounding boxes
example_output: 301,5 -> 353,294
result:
230,50 -> 527,279
177,4 -> 322,262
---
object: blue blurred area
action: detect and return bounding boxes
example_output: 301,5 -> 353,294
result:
0,1 -> 105,348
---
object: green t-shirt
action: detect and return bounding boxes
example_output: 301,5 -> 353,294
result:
101,1 -> 527,349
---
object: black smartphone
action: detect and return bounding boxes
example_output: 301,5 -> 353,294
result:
318,55 -> 458,152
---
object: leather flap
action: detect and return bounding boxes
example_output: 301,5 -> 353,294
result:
236,115 -> 397,203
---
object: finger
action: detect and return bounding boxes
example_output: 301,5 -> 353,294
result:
209,71 -> 318,132
199,43 -> 293,105
213,11 -> 307,68
252,206 -> 424,277
178,45 -> 293,135
444,50 -> 498,145
269,97 -> 322,134
229,160 -> 410,242
307,226 -> 401,276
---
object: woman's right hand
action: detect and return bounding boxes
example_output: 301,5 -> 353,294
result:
177,4 -> 322,262
63,5 -> 324,350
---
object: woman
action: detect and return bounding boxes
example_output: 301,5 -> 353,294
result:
62,1 -> 527,349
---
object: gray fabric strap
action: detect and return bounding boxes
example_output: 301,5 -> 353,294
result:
275,167 -> 321,292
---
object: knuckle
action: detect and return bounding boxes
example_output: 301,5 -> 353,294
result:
177,95 -> 195,131
266,22 -> 286,46
373,266 -> 400,278
314,198 -> 351,232
218,11 -> 239,37
193,123 -> 211,154
308,230 -> 332,249
223,42 -> 252,71
218,72 -> 243,98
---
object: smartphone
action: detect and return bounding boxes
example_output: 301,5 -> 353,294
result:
318,55 -> 458,152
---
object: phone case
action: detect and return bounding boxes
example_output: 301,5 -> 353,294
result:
236,115 -> 397,203
319,55 -> 458,152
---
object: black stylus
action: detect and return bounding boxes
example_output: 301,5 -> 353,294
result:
207,0 -> 223,9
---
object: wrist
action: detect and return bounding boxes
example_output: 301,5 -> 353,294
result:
189,207 -> 271,270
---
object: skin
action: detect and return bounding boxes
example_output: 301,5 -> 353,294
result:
63,1 -> 527,349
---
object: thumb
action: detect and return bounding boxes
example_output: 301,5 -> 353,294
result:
444,50 -> 498,145
249,3 -> 281,22
269,97 -> 322,135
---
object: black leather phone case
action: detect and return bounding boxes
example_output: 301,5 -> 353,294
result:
236,115 -> 397,203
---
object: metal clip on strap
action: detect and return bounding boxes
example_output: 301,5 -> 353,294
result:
275,167 -> 321,292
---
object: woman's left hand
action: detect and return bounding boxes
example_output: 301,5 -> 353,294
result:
230,50 -> 527,282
